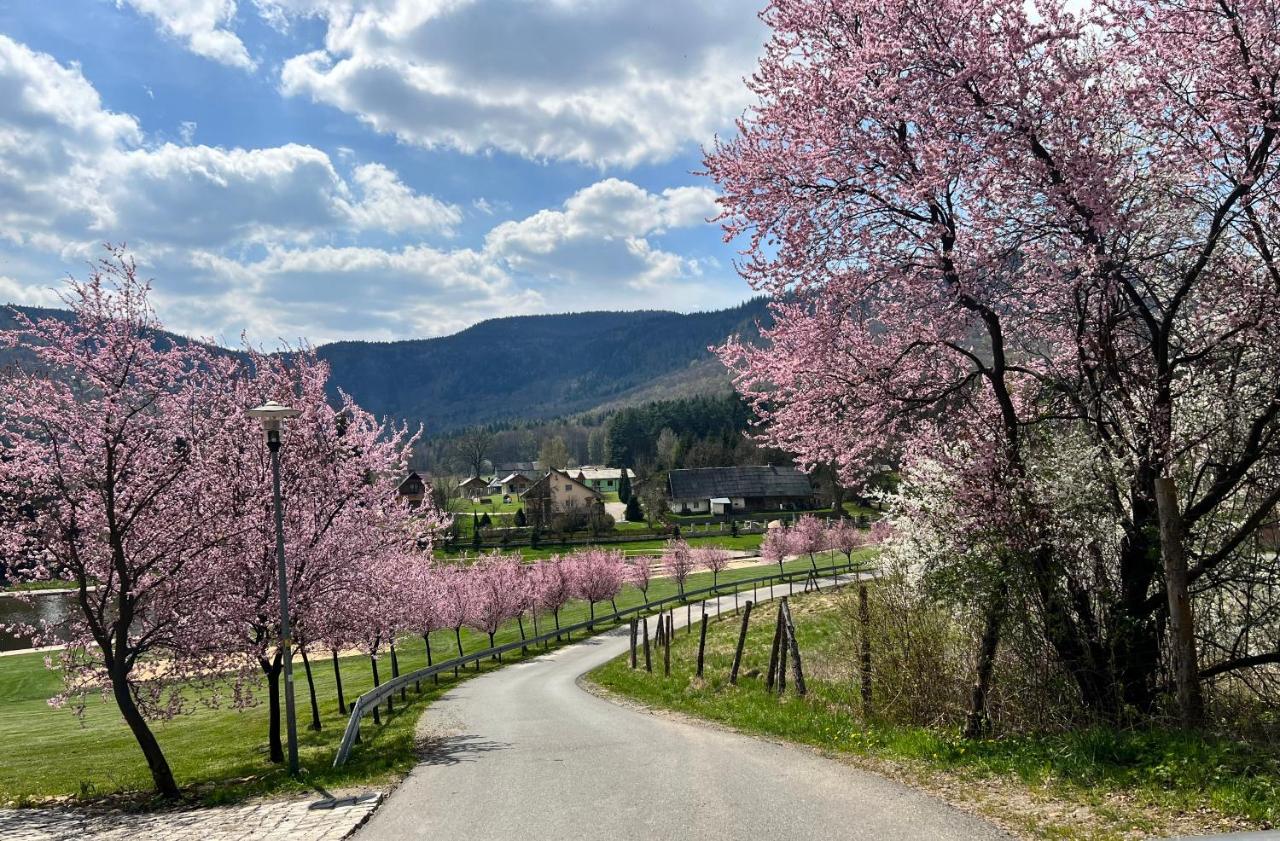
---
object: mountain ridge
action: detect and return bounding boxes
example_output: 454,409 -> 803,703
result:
1,298 -> 769,435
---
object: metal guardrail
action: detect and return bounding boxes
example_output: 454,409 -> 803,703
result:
332,558 -> 865,767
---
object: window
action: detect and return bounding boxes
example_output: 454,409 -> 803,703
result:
565,484 -> 572,491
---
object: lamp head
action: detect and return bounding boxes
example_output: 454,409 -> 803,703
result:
247,402 -> 301,448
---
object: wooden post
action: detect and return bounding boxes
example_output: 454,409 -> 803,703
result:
696,612 -> 709,678
663,614 -> 671,676
629,619 -> 638,669
782,600 -> 807,696
730,600 -> 754,685
734,587 -> 740,616
765,603 -> 784,691
858,583 -> 872,715
643,616 -> 652,672
1155,476 -> 1205,728
687,602 -> 692,634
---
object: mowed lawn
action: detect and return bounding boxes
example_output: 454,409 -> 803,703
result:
0,552 -> 869,806
442,531 -> 766,562
591,590 -> 1280,840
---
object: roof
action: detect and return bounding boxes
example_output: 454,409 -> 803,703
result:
573,467 -> 635,481
668,466 -> 813,501
492,472 -> 533,485
459,475 -> 489,487
523,468 -> 603,498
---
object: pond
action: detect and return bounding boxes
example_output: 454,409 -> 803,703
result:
0,590 -> 77,652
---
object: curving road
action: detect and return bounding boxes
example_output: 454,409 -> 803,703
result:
357,579 -> 1010,841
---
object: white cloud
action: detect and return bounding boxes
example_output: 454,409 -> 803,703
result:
341,163 -> 463,235
486,178 -> 718,289
0,275 -> 64,308
272,0 -> 765,167
0,35 -> 459,252
117,0 -> 256,70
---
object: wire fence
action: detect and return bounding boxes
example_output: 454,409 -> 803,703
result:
332,557 -> 866,767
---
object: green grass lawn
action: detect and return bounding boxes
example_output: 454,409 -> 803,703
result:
448,494 -> 523,515
444,531 -> 767,562
0,551 -> 868,808
590,590 -> 1280,840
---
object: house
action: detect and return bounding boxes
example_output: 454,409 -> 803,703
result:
494,461 -> 543,481
458,475 -> 490,497
488,472 -> 535,496
572,466 -> 635,495
667,465 -> 815,515
397,471 -> 427,507
520,468 -> 603,527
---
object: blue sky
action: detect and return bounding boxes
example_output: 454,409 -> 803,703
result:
0,1 -> 767,344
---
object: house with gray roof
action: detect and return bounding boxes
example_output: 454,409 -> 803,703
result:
666,465 -> 815,515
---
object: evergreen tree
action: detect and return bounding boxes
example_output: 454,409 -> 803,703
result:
472,511 -> 482,548
479,512 -> 492,528
617,466 -> 632,503
514,508 -> 527,527
624,495 -> 643,523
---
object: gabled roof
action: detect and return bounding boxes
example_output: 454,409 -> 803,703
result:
522,468 -> 602,498
668,465 -> 813,500
491,472 -> 533,486
459,475 -> 489,487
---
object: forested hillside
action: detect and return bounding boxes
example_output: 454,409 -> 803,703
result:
1,299 -> 770,434
316,298 -> 769,432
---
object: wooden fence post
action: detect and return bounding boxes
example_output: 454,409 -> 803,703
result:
730,600 -> 754,685
643,616 -> 652,672
782,600 -> 807,697
765,603 -> 784,691
629,619 -> 638,669
687,602 -> 692,634
777,616 -> 788,695
696,612 -> 709,678
859,583 -> 872,715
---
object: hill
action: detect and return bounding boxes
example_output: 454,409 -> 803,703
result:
1,299 -> 770,434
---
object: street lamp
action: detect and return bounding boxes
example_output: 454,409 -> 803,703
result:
247,400 -> 303,777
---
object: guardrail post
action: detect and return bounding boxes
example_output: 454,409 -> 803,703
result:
643,616 -> 652,672
730,600 -> 754,685
629,619 -> 638,669
696,611 -> 709,678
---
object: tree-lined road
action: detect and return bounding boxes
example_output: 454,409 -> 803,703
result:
357,582 -> 1008,840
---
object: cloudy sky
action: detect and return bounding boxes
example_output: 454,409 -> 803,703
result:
0,1 -> 766,344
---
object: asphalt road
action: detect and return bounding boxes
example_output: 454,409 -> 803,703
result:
357,578 -> 1010,841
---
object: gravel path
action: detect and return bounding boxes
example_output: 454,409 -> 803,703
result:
357,577 -> 1010,841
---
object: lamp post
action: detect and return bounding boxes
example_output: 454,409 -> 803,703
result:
247,400 -> 303,777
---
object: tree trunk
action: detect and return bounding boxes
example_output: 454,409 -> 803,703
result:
390,643 -> 404,702
423,634 -> 437,685
300,646 -> 322,731
109,663 -> 180,798
964,580 -> 1007,739
1155,477 -> 1205,728
454,627 -> 464,677
260,651 -> 285,763
369,654 -> 383,725
332,650 -> 347,715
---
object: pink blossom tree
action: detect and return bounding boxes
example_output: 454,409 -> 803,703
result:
661,539 -> 695,599
825,519 -> 869,567
434,562 -> 476,675
693,546 -> 733,590
760,527 -> 790,578
788,515 -> 827,573
567,548 -> 625,628
709,0 -> 1280,722
530,556 -> 573,639
628,554 -> 659,602
213,345 -> 426,763
0,251 -> 244,797
466,552 -> 526,655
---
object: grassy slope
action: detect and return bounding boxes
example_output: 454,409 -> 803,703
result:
589,591 -> 1280,841
0,553 -> 855,807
